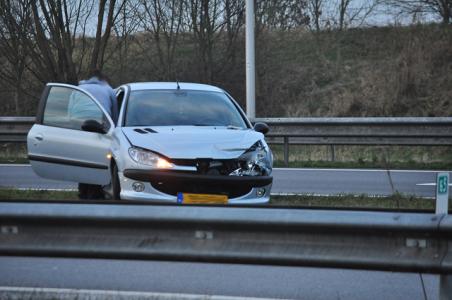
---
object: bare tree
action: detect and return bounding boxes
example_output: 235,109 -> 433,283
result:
112,0 -> 141,83
256,0 -> 309,31
26,0 -> 94,84
0,0 -> 32,114
187,0 -> 221,82
321,0 -> 381,30
338,0 -> 352,30
384,0 -> 451,24
12,0 -> 124,84
90,0 -> 127,72
185,0 -> 247,82
308,0 -> 323,31
138,0 -> 185,80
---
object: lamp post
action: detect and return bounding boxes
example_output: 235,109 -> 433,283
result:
245,0 -> 256,118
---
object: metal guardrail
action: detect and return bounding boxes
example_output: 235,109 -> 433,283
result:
255,117 -> 452,166
0,116 -> 34,143
2,116 -> 452,165
0,201 -> 451,298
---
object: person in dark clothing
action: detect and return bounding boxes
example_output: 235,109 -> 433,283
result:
77,70 -> 118,124
76,70 -> 118,200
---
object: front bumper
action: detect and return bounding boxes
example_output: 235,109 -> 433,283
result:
120,169 -> 273,204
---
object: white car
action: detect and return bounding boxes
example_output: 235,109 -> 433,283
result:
27,82 -> 273,204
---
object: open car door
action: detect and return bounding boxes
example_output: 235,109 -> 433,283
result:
27,83 -> 114,185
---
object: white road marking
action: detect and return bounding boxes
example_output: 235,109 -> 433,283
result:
0,286 -> 275,300
16,188 -> 76,191
274,168 -> 452,173
271,192 -> 389,198
416,183 -> 452,186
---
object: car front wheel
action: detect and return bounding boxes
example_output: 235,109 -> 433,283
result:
78,183 -> 104,200
111,163 -> 121,200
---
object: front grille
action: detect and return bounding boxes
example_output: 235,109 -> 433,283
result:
151,178 -> 252,198
150,158 -> 256,198
171,159 -> 240,175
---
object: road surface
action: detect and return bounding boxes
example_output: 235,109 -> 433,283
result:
0,256 -> 439,300
0,164 -> 450,197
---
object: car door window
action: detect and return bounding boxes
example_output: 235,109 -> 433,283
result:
43,86 -> 110,131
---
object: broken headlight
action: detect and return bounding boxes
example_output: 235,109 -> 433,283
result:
230,141 -> 273,176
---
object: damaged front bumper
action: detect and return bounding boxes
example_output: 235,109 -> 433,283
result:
119,169 -> 273,204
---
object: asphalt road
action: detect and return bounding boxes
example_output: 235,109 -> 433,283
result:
0,164 -> 450,197
0,256 -> 439,300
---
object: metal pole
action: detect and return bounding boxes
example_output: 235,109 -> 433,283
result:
330,145 -> 335,162
437,172 -> 450,300
246,0 -> 256,118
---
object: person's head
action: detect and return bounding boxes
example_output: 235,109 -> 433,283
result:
88,69 -> 110,84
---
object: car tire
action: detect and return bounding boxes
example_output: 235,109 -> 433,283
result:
78,183 -> 104,200
111,163 -> 121,200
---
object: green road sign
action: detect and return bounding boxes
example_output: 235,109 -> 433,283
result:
436,173 -> 449,214
438,174 -> 448,195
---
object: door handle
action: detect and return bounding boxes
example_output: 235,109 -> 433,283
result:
35,135 -> 43,141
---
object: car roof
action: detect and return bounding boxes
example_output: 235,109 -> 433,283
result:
126,82 -> 224,93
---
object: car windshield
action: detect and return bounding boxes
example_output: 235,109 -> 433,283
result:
125,90 -> 248,128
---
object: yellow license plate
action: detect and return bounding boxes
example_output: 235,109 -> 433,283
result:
177,193 -> 228,204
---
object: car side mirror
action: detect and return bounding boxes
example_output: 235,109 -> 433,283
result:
253,122 -> 269,135
81,119 -> 106,134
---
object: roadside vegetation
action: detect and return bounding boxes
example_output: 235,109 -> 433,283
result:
1,188 -> 446,211
0,143 -> 28,164
0,189 -> 78,201
269,194 -> 444,211
271,145 -> 452,170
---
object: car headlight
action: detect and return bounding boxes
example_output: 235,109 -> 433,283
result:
230,141 -> 273,176
128,147 -> 173,169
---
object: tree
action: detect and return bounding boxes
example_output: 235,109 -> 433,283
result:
111,0 -> 142,83
138,0 -> 185,80
338,0 -> 352,30
308,0 -> 323,31
385,0 -> 452,24
90,0 -> 128,73
322,0 -> 381,30
13,0 -> 124,84
256,0 -> 310,31
0,0 -> 32,113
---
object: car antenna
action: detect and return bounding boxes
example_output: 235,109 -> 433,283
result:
176,80 -> 181,90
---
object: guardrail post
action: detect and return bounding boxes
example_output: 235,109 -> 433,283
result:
330,145 -> 335,162
283,137 -> 289,167
440,274 -> 452,300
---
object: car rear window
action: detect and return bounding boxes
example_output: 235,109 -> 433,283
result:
125,90 -> 247,128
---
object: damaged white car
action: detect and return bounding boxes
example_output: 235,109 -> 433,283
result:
27,82 -> 273,204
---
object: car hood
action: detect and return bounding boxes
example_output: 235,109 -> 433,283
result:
121,126 -> 263,159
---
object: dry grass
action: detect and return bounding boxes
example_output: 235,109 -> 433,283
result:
270,194 -> 439,211
2,24 -> 452,119
271,144 -> 452,169
257,25 -> 452,118
0,189 -> 441,211
0,189 -> 78,200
